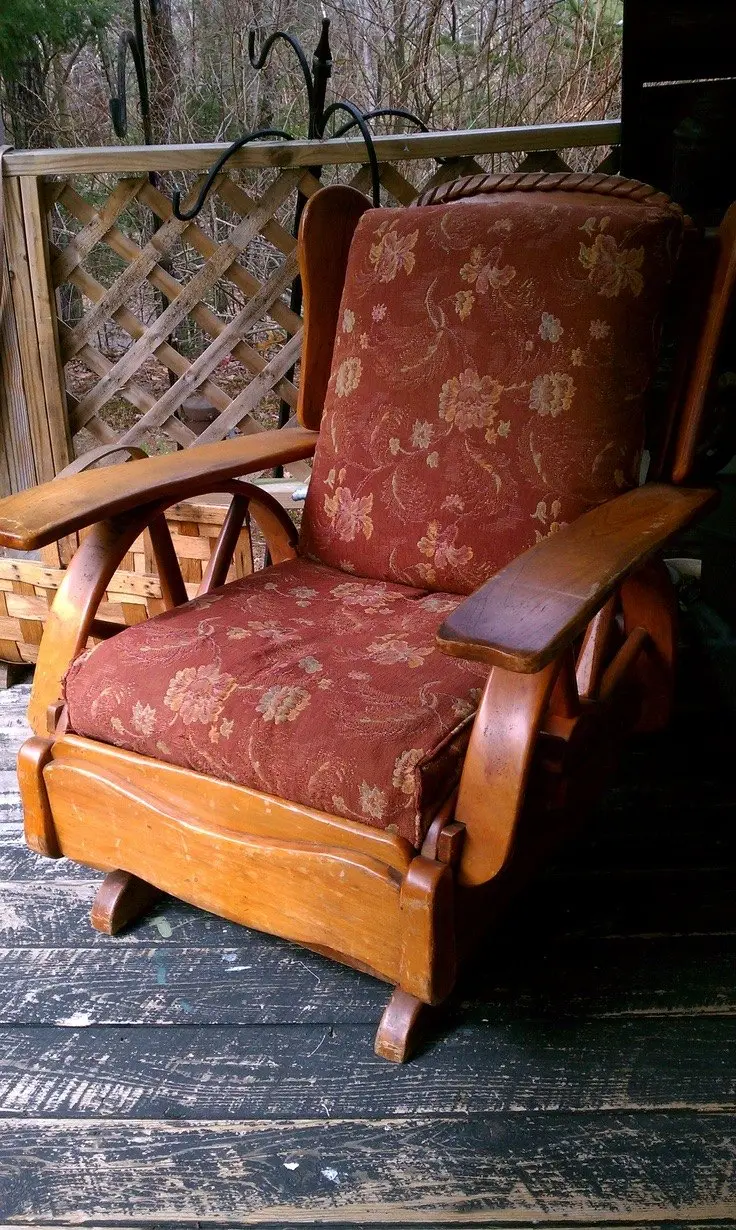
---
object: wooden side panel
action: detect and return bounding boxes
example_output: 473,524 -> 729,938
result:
17,735 -> 59,857
41,738 -> 406,984
51,735 -> 413,874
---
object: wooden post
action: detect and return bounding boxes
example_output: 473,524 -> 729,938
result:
18,176 -> 71,475
0,240 -> 36,494
1,175 -> 70,489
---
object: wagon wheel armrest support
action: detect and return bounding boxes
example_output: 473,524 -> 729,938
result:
436,483 -> 716,888
0,428 -> 319,552
436,483 -> 716,674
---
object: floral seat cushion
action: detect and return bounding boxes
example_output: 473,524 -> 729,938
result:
63,559 -> 489,847
300,187 -> 684,593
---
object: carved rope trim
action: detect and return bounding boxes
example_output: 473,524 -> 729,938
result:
414,171 -> 683,216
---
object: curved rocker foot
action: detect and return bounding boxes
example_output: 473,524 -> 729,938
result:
374,988 -> 429,1063
90,870 -> 162,935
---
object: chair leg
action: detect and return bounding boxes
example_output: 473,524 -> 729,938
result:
374,987 -> 430,1063
90,870 -> 162,935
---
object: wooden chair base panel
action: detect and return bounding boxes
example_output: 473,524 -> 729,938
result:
374,988 -> 431,1063
90,869 -> 163,935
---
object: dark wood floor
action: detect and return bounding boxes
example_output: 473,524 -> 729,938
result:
0,600 -> 734,1226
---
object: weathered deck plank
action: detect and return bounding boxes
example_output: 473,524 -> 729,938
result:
0,1016 -> 733,1119
1,1114 -> 734,1224
1,935 -> 735,1025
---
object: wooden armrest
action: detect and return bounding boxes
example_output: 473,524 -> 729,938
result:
437,483 -> 716,673
0,428 -> 318,551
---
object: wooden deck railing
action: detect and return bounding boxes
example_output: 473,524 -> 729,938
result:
0,119 -> 620,494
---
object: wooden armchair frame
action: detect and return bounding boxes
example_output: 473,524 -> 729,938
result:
3,176 -> 733,1061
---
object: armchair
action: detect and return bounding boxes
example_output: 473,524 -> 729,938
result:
5,172 -> 733,1061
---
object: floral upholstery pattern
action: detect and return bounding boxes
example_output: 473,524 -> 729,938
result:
64,559 -> 489,846
64,179 -> 686,847
300,189 -> 684,593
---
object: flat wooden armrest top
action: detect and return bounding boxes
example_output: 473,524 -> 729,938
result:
0,428 -> 319,551
437,483 -> 716,673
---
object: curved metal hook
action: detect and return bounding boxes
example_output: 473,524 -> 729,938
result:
247,28 -> 316,126
330,106 -> 430,140
318,101 -> 382,207
172,128 -> 294,221
110,28 -> 150,141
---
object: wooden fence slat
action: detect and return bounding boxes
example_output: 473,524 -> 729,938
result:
54,243 -> 234,421
214,177 -> 298,258
193,330 -> 303,445
2,120 -> 623,175
58,320 -> 196,448
517,150 -> 573,173
60,180 -> 299,422
71,167 -> 301,429
138,179 -> 303,336
0,248 -> 35,491
62,177 -> 209,359
131,251 -> 299,437
52,176 -> 145,284
378,163 -> 420,205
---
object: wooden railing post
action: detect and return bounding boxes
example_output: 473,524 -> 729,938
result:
1,173 -> 70,488
0,208 -> 36,493
18,176 -> 71,476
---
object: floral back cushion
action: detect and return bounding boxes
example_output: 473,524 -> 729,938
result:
299,182 -> 684,594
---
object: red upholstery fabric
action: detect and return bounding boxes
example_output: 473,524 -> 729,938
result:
63,559 -> 488,846
300,189 -> 684,593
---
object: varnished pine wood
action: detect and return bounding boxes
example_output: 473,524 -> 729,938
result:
398,856 -> 455,1003
455,662 -> 559,887
40,737 -> 408,986
374,988 -> 428,1063
620,559 -> 678,732
0,427 -> 318,551
234,482 -> 299,564
148,514 -> 189,610
90,869 -> 163,935
297,186 -> 372,430
17,735 -> 59,857
437,484 -> 715,674
52,734 -> 413,875
198,493 -> 249,594
575,595 -> 618,700
27,509 -> 156,735
672,202 -> 736,482
599,626 -> 650,701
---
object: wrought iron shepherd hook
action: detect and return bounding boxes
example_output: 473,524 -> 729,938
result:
172,16 -> 429,219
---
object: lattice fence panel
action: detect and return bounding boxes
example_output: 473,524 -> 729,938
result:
43,142 -> 614,467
